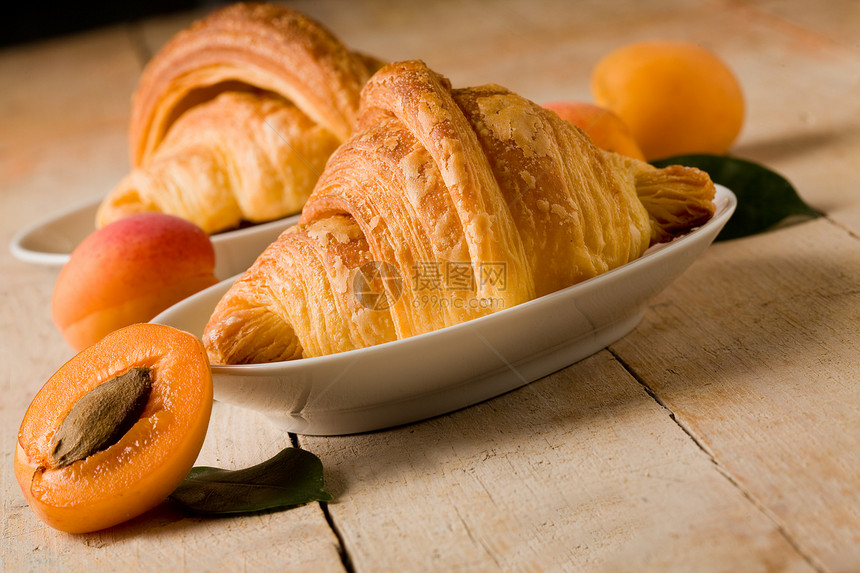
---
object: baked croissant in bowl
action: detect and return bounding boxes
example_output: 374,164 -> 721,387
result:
203,60 -> 715,364
96,2 -> 382,234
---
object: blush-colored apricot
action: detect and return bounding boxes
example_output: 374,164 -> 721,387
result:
591,40 -> 744,161
15,323 -> 213,533
52,213 -> 219,351
543,101 -> 645,160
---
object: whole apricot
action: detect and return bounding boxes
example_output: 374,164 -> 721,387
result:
15,324 -> 213,533
591,40 -> 744,161
543,101 -> 645,160
52,213 -> 219,351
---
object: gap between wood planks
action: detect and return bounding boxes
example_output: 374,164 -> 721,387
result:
828,216 -> 860,244
287,431 -> 357,573
608,348 -> 829,573
320,499 -> 356,573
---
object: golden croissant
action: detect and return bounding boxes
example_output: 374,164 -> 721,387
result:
96,2 -> 381,234
203,60 -> 715,364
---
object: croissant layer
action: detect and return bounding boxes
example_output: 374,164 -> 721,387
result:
97,2 -> 381,234
204,60 -> 715,364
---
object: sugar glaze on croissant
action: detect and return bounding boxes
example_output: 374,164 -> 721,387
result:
97,2 -> 381,234
203,60 -> 715,364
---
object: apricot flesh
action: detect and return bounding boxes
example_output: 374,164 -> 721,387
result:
543,101 -> 645,160
15,324 -> 213,534
591,40 -> 744,161
52,213 -> 219,351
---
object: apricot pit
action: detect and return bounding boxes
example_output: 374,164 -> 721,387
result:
50,367 -> 152,469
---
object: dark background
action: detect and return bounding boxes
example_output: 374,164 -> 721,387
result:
1,1 -> 220,48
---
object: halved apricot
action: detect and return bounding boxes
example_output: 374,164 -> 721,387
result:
15,323 -> 213,533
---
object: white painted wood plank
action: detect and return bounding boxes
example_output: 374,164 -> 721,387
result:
304,352 -> 815,572
612,219 -> 860,572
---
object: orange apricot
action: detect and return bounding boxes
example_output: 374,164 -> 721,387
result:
543,101 -> 646,160
590,40 -> 744,161
52,213 -> 219,351
14,323 -> 213,533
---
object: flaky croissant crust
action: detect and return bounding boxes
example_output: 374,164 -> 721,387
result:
129,2 -> 378,167
100,91 -> 340,233
97,2 -> 382,233
204,60 -> 715,364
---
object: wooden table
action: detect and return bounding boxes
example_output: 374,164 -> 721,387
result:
2,1 -> 859,571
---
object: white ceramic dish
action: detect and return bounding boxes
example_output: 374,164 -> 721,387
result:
8,197 -> 299,280
153,185 -> 736,436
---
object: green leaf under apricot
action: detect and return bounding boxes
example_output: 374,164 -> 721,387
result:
169,447 -> 333,516
652,154 -> 821,241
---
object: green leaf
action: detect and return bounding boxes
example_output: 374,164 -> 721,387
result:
652,154 -> 821,241
169,447 -> 333,516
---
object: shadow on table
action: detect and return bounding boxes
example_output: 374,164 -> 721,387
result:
733,124 -> 854,165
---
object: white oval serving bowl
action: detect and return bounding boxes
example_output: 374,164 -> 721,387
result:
153,185 -> 736,436
8,197 -> 299,280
